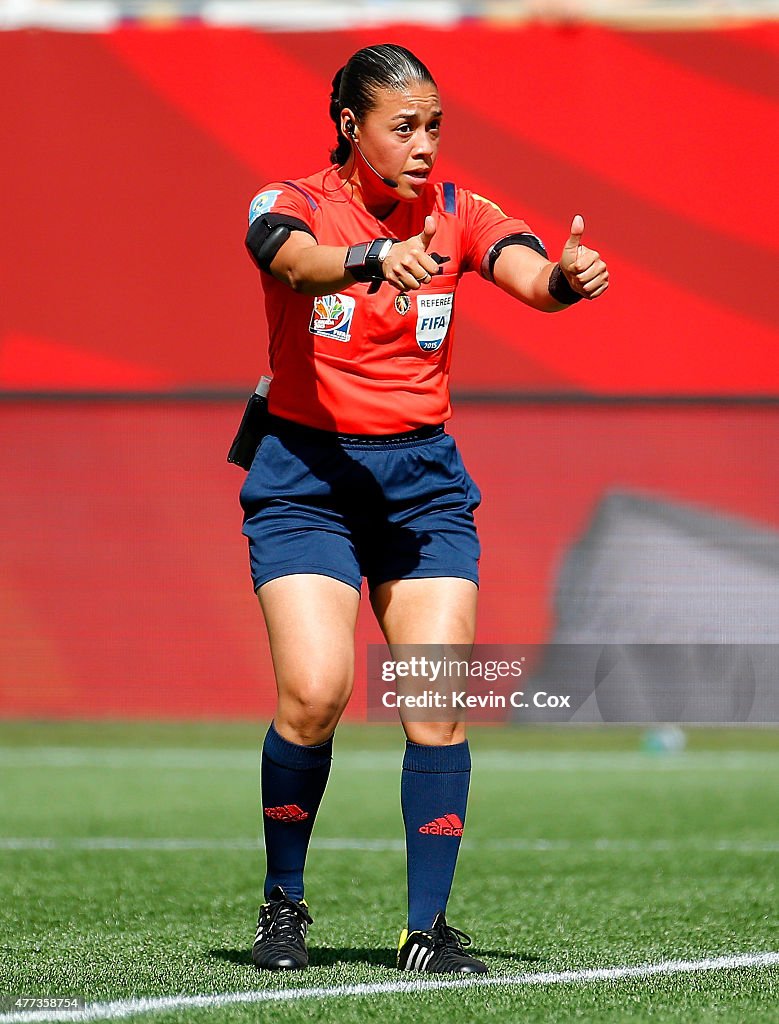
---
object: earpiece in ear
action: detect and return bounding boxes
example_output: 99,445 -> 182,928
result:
346,119 -> 356,139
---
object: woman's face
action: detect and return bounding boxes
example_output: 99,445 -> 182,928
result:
344,83 -> 442,203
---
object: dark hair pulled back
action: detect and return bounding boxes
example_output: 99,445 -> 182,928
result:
329,44 -> 437,166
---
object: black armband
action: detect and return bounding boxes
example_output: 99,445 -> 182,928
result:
245,214 -> 316,273
548,263 -> 584,305
484,232 -> 548,280
344,238 -> 395,283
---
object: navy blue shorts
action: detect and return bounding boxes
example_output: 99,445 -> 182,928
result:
239,417 -> 481,595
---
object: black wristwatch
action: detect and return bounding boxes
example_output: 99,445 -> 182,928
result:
344,237 -> 395,284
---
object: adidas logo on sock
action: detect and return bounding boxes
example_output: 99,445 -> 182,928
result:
264,804 -> 309,822
418,813 -> 463,837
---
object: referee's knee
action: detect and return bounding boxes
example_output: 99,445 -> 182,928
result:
276,686 -> 350,745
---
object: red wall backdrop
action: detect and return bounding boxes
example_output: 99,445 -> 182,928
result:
1,401 -> 778,719
1,24 -> 778,718
1,23 -> 777,394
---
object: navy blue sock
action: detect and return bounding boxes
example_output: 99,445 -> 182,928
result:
261,722 -> 332,902
401,739 -> 471,932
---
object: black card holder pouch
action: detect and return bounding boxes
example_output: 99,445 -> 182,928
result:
227,376 -> 272,471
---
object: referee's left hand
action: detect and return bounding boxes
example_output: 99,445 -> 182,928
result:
559,216 -> 609,300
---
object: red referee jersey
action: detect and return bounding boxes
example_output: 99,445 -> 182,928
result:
248,166 -> 537,434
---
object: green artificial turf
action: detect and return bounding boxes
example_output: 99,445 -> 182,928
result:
0,723 -> 777,1022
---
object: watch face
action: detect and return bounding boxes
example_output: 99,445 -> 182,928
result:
345,243 -> 368,273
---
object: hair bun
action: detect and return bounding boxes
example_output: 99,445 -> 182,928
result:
329,66 -> 346,136
330,66 -> 345,104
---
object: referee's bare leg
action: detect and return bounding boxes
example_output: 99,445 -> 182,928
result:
259,573 -> 359,745
370,576 -> 477,745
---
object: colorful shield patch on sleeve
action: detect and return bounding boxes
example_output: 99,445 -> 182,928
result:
309,293 -> 356,343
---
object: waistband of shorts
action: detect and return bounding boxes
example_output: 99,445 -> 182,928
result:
267,414 -> 446,449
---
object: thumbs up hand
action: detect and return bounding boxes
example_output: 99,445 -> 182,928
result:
559,215 -> 609,300
381,215 -> 443,292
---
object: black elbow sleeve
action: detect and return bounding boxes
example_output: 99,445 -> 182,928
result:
245,214 -> 316,273
486,232 -> 548,279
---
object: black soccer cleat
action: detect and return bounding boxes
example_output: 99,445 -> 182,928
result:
397,911 -> 488,974
251,884 -> 313,971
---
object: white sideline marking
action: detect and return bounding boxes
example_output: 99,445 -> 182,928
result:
0,837 -> 777,853
1,952 -> 777,1022
0,747 -> 778,773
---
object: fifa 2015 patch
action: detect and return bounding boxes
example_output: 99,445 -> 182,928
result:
309,293 -> 356,343
248,189 -> 282,225
416,292 -> 454,351
395,293 -> 410,316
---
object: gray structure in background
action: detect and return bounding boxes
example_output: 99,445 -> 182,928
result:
522,491 -> 779,723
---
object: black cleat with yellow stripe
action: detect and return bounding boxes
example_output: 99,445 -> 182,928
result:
397,912 -> 488,974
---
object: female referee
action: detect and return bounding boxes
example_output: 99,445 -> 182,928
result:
240,43 -> 609,975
